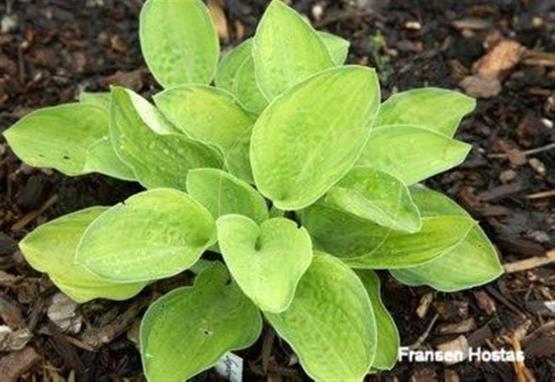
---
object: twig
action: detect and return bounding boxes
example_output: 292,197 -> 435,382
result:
525,189 -> 555,200
504,250 -> 555,273
11,194 -> 58,232
488,142 -> 555,159
409,313 -> 439,350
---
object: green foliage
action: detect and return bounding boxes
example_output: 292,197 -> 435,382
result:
3,0 -> 503,381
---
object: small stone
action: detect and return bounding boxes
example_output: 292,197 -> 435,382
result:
528,158 -> 546,176
459,75 -> 501,98
1,14 -> 18,33
499,169 -> 517,183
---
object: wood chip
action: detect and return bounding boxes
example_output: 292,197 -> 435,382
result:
474,40 -> 525,78
504,250 -> 555,273
436,335 -> 469,365
0,347 -> 41,382
416,292 -> 434,319
0,326 -> 32,351
473,290 -> 496,315
207,0 -> 229,43
452,18 -> 492,31
47,293 -> 82,334
438,317 -> 477,335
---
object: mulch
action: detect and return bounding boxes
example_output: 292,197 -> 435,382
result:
0,0 -> 553,381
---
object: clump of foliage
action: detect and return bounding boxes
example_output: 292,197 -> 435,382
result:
4,0 -> 504,380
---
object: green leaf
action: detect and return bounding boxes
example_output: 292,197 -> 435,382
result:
84,137 -> 136,181
251,66 -> 380,210
265,252 -> 376,381
319,31 -> 350,65
77,188 -> 217,283
300,204 -> 391,260
375,88 -> 476,136
19,207 -> 146,303
3,104 -> 108,176
253,0 -> 335,100
323,166 -> 421,233
357,125 -> 471,185
215,39 -> 254,92
390,186 -> 504,291
216,215 -> 312,313
79,91 -> 112,110
301,203 -> 476,268
154,85 -> 254,182
141,262 -> 262,381
139,0 -> 219,87
355,270 -> 399,371
233,56 -> 269,115
186,168 -> 268,224
110,87 -> 223,191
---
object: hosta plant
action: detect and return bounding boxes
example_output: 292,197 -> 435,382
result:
4,0 -> 504,381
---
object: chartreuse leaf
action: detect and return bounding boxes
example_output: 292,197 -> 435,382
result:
355,270 -> 399,371
79,91 -> 112,110
216,215 -> 312,313
139,0 -> 219,87
300,204 -> 391,260
357,125 -> 471,185
301,203 -> 476,268
251,66 -> 380,210
110,87 -> 222,191
375,88 -> 476,136
253,0 -> 335,100
265,252 -> 376,381
84,137 -> 136,181
323,167 -> 421,233
390,186 -> 503,291
216,39 -> 254,92
233,56 -> 269,115
319,31 -> 350,65
3,104 -> 108,176
186,169 -> 268,224
77,189 -> 216,283
154,85 -> 255,182
141,262 -> 262,382
19,207 -> 146,303
215,31 -> 347,114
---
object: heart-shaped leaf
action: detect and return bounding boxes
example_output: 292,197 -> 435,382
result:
19,207 -> 146,303
154,85 -> 254,182
251,66 -> 380,210
187,168 -> 268,224
357,125 -> 471,185
217,215 -> 312,313
77,189 -> 216,283
355,270 -> 399,371
111,87 -> 223,191
390,186 -> 504,291
141,262 -> 262,381
265,252 -> 376,381
3,104 -> 108,176
375,88 -> 476,136
253,0 -> 335,100
139,0 -> 219,87
323,166 -> 421,233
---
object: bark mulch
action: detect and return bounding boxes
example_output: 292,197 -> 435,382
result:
0,0 -> 553,381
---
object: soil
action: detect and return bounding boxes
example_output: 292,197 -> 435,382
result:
0,0 -> 554,381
